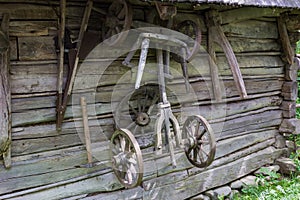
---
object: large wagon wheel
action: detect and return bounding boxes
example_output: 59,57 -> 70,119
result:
110,129 -> 143,188
102,0 -> 132,46
115,85 -> 159,136
172,20 -> 201,62
182,115 -> 216,168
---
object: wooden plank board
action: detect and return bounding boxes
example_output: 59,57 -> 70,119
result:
222,20 -> 278,39
141,147 -> 283,200
0,4 -> 57,20
9,21 -> 57,37
18,36 -> 57,61
220,7 -> 283,24
0,13 -> 11,168
0,131 -> 279,198
8,145 -> 281,200
10,108 -> 281,157
10,77 -> 283,127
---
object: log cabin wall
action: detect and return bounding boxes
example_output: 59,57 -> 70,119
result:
0,0 -> 299,199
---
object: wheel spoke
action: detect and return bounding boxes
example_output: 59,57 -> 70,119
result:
126,121 -> 136,130
197,147 -> 205,163
128,102 -> 138,115
117,7 -> 126,19
119,135 -> 126,151
199,145 -> 209,158
193,148 -> 198,162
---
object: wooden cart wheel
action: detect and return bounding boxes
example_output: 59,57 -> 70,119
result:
115,85 -> 159,136
102,0 -> 132,46
172,20 -> 201,62
182,115 -> 216,168
110,129 -> 144,188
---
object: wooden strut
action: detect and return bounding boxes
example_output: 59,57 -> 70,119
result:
277,13 -> 294,65
56,0 -> 93,130
80,97 -> 93,164
206,10 -> 247,101
0,13 -> 11,168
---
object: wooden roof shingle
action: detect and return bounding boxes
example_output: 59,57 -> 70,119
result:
147,0 -> 300,8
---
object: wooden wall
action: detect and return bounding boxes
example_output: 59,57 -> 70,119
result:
0,1 -> 299,199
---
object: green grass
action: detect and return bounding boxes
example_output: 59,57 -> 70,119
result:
297,73 -> 300,119
232,136 -> 300,200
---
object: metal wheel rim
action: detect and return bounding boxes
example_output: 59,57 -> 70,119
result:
110,128 -> 144,188
182,115 -> 216,168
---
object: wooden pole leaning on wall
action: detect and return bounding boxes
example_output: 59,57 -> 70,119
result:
206,10 -> 247,100
80,97 -> 93,164
0,13 -> 11,168
56,0 -> 66,131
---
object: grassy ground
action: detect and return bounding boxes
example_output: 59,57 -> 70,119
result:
231,136 -> 300,200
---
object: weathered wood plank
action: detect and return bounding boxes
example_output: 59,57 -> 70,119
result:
10,107 -> 281,157
9,21 -> 57,37
10,76 -> 283,127
220,7 -> 282,24
222,20 -> 278,39
142,147 -> 283,200
18,36 -> 57,61
0,4 -> 57,20
0,13 -> 11,168
2,132 -> 274,198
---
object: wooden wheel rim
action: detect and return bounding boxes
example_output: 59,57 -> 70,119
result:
102,0 -> 132,46
182,115 -> 216,168
110,128 -> 144,188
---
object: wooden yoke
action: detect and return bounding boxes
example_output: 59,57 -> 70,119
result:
206,10 -> 247,100
0,13 -> 11,168
56,0 -> 93,130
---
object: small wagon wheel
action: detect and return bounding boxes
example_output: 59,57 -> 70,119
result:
182,115 -> 216,168
115,85 -> 159,136
110,129 -> 144,188
102,0 -> 133,46
172,20 -> 201,62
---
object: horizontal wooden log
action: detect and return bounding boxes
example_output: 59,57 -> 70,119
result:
10,106 -> 281,157
142,147 -> 283,200
18,36 -> 57,61
0,4 -> 57,19
9,53 -> 284,94
222,20 -> 278,39
9,21 -> 57,37
11,77 -> 283,126
0,132 -> 280,198
220,7 -> 283,24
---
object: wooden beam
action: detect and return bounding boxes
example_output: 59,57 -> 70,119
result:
0,13 -> 11,168
278,13 -> 294,65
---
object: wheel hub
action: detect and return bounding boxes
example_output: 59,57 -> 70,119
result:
135,112 -> 150,126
